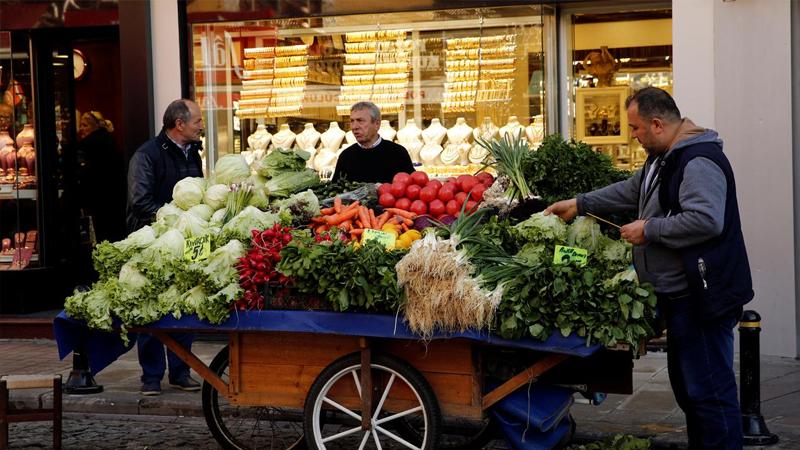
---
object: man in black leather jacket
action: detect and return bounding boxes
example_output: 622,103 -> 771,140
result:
126,99 -> 204,396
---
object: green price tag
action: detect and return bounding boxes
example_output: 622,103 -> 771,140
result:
184,234 -> 212,262
361,229 -> 396,249
553,245 -> 588,267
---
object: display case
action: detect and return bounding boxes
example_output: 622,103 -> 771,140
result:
575,86 -> 629,145
190,5 -> 554,179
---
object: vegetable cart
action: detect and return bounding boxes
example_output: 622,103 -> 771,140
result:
96,310 -> 635,450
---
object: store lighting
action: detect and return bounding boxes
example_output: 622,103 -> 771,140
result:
619,58 -> 630,63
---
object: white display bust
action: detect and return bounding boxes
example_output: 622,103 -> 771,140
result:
397,119 -> 424,164
443,117 -> 473,166
420,119 -> 447,166
296,123 -> 321,151
270,124 -> 296,150
378,120 -> 397,142
499,115 -> 525,140
525,115 -> 544,148
247,123 -> 272,153
320,122 -> 346,150
470,117 -> 499,164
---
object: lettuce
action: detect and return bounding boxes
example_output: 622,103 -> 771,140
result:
213,154 -> 251,186
255,148 -> 307,178
263,169 -> 320,198
173,177 -> 206,210
203,184 -> 230,210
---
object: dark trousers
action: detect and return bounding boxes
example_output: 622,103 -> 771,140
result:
659,293 -> 743,450
136,333 -> 194,384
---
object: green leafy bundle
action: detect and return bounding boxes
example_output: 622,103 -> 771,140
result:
311,178 -> 371,201
566,434 -> 651,450
277,231 -> 406,312
524,134 -> 630,205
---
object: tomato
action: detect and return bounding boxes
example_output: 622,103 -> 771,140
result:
410,200 -> 428,216
379,193 -> 396,207
475,172 -> 494,185
446,199 -> 460,216
419,187 -> 437,203
426,179 -> 442,193
457,175 -> 479,193
395,197 -> 412,211
465,200 -> 478,213
446,177 -> 457,184
409,171 -> 429,187
469,184 -> 487,202
428,199 -> 446,217
438,186 -> 455,202
455,191 -> 468,205
442,181 -> 459,193
406,184 -> 421,200
390,182 -> 407,198
378,183 -> 392,196
392,172 -> 411,185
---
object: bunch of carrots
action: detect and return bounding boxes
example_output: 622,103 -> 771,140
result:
310,196 -> 417,241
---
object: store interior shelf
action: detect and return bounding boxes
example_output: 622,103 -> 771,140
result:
0,253 -> 39,263
0,188 -> 37,200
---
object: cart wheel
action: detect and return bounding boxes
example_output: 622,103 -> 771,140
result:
202,345 -> 307,450
395,415 -> 497,450
303,353 -> 441,450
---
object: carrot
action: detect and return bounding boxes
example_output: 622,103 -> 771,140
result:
350,228 -> 365,236
368,209 -> 378,229
310,216 -> 326,224
324,207 -> 360,226
320,207 -> 336,215
358,206 -> 371,229
338,219 -> 353,231
402,218 -> 413,227
334,196 -> 343,213
385,208 -> 416,219
401,223 -> 410,232
342,201 -> 360,212
376,211 -> 390,229
356,220 -> 363,228
315,225 -> 329,234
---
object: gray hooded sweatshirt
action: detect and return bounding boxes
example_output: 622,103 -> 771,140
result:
577,119 -> 727,294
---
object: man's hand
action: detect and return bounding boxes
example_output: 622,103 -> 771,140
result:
544,198 -> 578,221
620,219 -> 647,245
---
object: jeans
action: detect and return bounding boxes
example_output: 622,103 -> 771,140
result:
659,292 -> 743,450
137,332 -> 194,384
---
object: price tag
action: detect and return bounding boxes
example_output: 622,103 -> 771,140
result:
553,245 -> 588,267
184,235 -> 212,262
10,248 -> 33,270
361,229 -> 396,250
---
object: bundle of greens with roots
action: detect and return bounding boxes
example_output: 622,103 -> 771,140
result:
395,207 -> 505,337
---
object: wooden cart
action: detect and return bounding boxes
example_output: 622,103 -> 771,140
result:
138,311 -> 634,450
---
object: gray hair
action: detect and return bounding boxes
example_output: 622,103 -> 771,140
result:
625,87 -> 681,123
350,101 -> 381,122
162,99 -> 192,130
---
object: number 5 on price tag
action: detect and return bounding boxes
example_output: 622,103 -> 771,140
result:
184,235 -> 212,262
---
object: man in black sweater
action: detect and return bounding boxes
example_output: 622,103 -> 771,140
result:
332,101 -> 414,183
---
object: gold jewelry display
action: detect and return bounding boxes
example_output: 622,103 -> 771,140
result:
240,43 -> 310,118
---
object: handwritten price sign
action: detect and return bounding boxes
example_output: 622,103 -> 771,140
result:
361,229 -> 396,250
553,245 -> 588,267
184,235 -> 212,262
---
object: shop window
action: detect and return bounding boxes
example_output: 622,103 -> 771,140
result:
189,5 -> 555,179
569,9 -> 673,170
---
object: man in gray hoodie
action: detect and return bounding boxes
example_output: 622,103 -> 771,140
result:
547,87 -> 752,449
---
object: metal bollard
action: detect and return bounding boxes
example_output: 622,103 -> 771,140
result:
63,286 -> 104,395
738,310 -> 778,446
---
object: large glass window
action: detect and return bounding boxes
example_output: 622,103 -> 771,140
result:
190,5 -> 554,178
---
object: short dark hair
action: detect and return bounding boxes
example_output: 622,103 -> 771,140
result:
162,99 -> 192,130
625,87 -> 681,123
350,101 -> 381,122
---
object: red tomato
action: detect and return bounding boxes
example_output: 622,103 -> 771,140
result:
410,200 -> 428,216
446,177 -> 457,184
446,199 -> 460,216
438,186 -> 455,202
406,184 -> 421,200
409,171 -> 429,187
390,182 -> 407,198
419,187 -> 437,203
395,197 -> 412,211
469,184 -> 487,202
378,183 -> 392,196
379,193 -> 396,207
442,181 -> 459,193
457,175 -> 479,193
455,192 -> 468,205
426,179 -> 442,193
482,178 -> 494,188
465,200 -> 478,213
428,199 -> 446,217
475,172 -> 494,185
392,172 -> 411,185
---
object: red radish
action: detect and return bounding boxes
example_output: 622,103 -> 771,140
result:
406,184 -> 421,200
438,186 -> 455,202
409,171 -> 429,187
419,187 -> 437,203
390,182 -> 407,198
410,200 -> 427,215
428,199 -> 446,217
378,183 -> 392,196
395,197 -> 412,210
393,172 -> 411,185
469,184 -> 487,202
457,175 -> 479,193
379,193 -> 396,207
446,199 -> 460,216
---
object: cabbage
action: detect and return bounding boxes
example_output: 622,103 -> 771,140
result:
220,206 -> 280,242
203,184 -> 230,210
263,169 -> 320,198
141,229 -> 185,261
119,261 -> 150,290
173,177 -> 206,210
566,216 -> 603,251
188,204 -> 215,222
155,203 -> 183,225
201,239 -> 245,291
174,212 -> 210,237
514,212 -> 567,243
112,225 -> 157,253
209,208 -> 227,227
214,154 -> 251,186
255,148 -> 307,178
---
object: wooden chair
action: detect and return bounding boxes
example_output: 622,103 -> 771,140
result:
0,374 -> 62,450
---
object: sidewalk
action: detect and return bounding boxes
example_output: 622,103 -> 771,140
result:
1,338 -> 798,449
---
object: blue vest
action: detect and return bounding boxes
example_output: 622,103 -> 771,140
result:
658,142 -> 753,319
